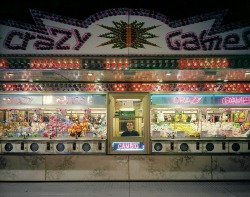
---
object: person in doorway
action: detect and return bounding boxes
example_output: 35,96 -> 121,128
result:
121,122 -> 139,136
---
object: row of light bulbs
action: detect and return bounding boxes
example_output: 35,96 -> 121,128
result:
1,82 -> 250,92
180,58 -> 229,69
0,58 -> 249,70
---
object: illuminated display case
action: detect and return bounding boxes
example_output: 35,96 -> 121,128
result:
150,94 -> 250,139
151,108 -> 200,137
0,93 -> 107,154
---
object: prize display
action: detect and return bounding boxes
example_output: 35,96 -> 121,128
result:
150,94 -> 250,139
0,94 -> 107,139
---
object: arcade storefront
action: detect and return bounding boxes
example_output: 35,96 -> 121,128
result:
0,8 -> 250,181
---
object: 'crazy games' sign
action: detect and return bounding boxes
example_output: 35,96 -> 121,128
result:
151,94 -> 250,106
0,8 -> 250,55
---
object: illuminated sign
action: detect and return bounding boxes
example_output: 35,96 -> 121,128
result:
221,96 -> 250,104
3,29 -> 90,51
0,9 -> 250,55
43,94 -> 106,106
112,142 -> 144,151
217,96 -> 250,105
173,96 -> 202,104
0,94 -> 106,106
151,94 -> 212,106
166,29 -> 250,51
151,94 -> 250,106
0,95 -> 42,105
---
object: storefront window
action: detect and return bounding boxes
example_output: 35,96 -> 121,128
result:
0,94 -> 107,138
150,94 -> 250,138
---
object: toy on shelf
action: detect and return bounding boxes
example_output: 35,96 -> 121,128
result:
43,113 -> 58,138
234,111 -> 245,122
68,109 -> 91,137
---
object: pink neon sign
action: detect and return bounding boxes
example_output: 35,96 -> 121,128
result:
221,96 -> 250,105
2,96 -> 33,104
118,143 -> 139,150
113,142 -> 144,151
173,96 -> 202,104
55,96 -> 89,104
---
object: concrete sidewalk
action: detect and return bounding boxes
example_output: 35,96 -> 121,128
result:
1,181 -> 250,197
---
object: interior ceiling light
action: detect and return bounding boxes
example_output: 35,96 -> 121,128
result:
119,108 -> 135,111
116,99 -> 141,101
245,71 -> 250,75
88,73 -> 93,76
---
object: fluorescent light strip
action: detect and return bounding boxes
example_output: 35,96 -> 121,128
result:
119,108 -> 135,111
116,99 -> 141,101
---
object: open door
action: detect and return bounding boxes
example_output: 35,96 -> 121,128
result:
108,93 -> 150,154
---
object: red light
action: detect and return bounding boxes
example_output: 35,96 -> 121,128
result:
68,63 -> 73,68
198,59 -> 202,68
0,59 -> 6,68
180,59 -> 185,69
118,62 -> 122,69
74,62 -> 79,68
106,63 -> 110,69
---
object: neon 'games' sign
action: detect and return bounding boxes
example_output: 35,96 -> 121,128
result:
166,29 -> 250,51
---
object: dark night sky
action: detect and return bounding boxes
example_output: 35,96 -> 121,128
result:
0,0 -> 250,25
